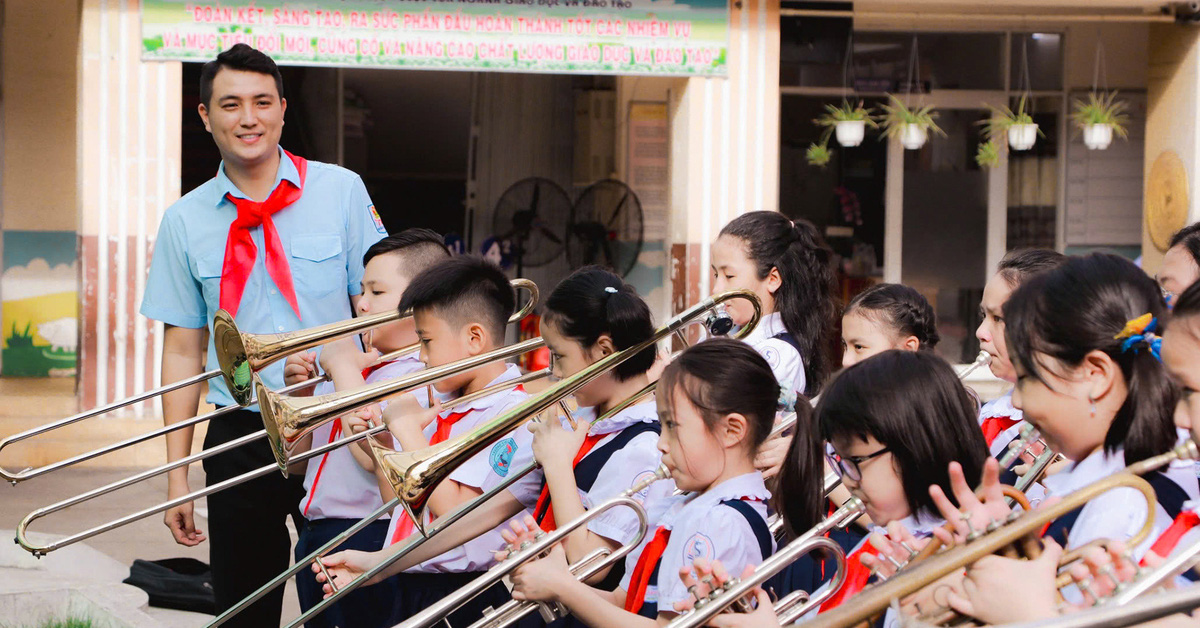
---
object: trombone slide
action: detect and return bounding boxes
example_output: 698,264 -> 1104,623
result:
396,465 -> 669,628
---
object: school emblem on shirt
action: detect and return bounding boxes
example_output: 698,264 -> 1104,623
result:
761,346 -> 781,369
490,438 -> 517,477
630,470 -> 658,503
368,204 -> 386,234
683,532 -> 714,563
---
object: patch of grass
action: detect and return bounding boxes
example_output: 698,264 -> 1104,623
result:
4,618 -> 96,628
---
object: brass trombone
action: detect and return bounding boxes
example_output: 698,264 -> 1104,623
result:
667,498 -> 865,628
802,438 -> 1200,628
15,338 -> 548,557
215,290 -> 760,628
0,279 -> 537,484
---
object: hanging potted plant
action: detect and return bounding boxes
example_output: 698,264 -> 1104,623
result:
984,96 -> 1043,151
975,140 -> 1001,169
806,141 -> 833,168
880,94 -> 944,150
815,100 -> 877,148
1070,91 -> 1130,150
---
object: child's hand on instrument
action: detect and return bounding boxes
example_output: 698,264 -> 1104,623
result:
314,549 -> 384,597
529,412 -> 587,473
929,458 -> 1012,549
754,432 -> 793,480
494,514 -> 544,561
673,559 -> 781,627
383,392 -> 441,432
318,337 -> 379,377
510,542 -> 572,603
284,351 -> 318,388
946,538 -> 1065,623
860,520 -> 931,579
341,405 -> 381,436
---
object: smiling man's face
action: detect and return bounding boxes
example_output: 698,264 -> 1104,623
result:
198,68 -> 286,171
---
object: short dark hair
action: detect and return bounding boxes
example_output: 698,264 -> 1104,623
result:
363,228 -> 451,278
815,350 -> 988,520
845,283 -> 940,350
660,338 -> 781,453
1169,222 -> 1200,269
1173,279 -> 1200,321
719,212 -> 840,395
398,256 -> 514,341
1004,253 -> 1176,464
199,44 -> 285,109
996,248 -> 1067,288
543,267 -> 655,381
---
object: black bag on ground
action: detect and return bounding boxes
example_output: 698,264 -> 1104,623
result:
122,557 -> 217,614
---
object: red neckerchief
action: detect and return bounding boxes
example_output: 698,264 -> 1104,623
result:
533,430 -> 606,531
624,526 -> 671,614
981,416 -> 1021,447
220,150 -> 307,318
1142,511 -> 1200,567
818,541 -> 880,612
387,409 -> 474,544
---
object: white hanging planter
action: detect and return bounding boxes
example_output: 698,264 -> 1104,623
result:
835,120 -> 867,147
1008,123 -> 1039,151
1083,123 -> 1114,150
900,124 -> 928,150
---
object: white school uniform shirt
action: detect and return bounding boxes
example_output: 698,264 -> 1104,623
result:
300,353 -> 424,521
618,472 -> 773,613
507,399 -> 675,546
1041,446 -> 1199,560
741,311 -> 806,398
978,392 -> 1026,459
394,363 -> 534,573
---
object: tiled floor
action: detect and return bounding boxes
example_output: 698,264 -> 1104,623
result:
0,465 -> 300,627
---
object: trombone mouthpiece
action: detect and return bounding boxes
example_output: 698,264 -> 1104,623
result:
976,351 -> 993,366
706,305 -> 734,336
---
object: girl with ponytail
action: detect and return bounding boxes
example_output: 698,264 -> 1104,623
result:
712,212 -> 839,398
999,253 -> 1197,556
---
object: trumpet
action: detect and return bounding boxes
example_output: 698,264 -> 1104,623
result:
252,290 -> 760,628
399,465 -> 672,628
960,350 -> 992,380
667,498 -> 866,628
0,279 -> 537,484
802,438 -> 1200,628
16,341 -> 548,557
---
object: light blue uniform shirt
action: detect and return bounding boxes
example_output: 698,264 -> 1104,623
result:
140,147 -> 386,408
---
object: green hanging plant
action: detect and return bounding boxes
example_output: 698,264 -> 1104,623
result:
1070,91 -> 1130,137
815,100 -> 878,147
976,140 -> 1001,169
878,94 -> 945,141
806,142 -> 833,168
982,95 -> 1045,144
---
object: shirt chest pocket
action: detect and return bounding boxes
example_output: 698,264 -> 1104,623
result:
195,256 -> 224,308
290,234 -> 345,298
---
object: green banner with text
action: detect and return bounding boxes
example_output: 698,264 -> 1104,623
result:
141,0 -> 728,76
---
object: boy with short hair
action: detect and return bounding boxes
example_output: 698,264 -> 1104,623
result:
318,256 -> 537,626
284,228 -> 449,628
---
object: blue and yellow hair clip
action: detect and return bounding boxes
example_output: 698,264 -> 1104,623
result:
1114,313 -> 1162,361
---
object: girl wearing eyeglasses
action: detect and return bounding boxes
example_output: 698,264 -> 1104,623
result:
771,349 -> 990,616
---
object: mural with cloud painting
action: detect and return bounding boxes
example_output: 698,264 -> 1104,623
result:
2,231 -> 78,377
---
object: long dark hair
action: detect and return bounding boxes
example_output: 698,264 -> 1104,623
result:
808,350 -> 988,520
719,212 -> 840,394
1005,253 -> 1176,464
543,266 -> 655,381
844,283 -> 940,350
769,401 -> 824,538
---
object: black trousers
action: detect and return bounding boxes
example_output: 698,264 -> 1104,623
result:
202,408 -> 306,628
295,518 -> 394,628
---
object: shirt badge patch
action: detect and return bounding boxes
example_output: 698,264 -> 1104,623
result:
630,470 -> 659,503
761,346 -> 780,369
683,532 -> 714,564
490,437 -> 517,477
368,204 -> 386,234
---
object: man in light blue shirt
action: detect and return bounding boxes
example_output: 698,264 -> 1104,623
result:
139,44 -> 384,627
